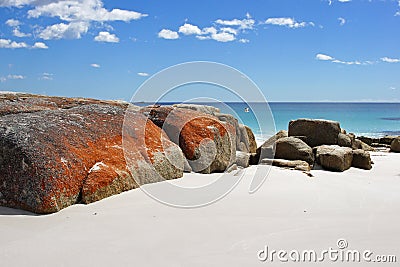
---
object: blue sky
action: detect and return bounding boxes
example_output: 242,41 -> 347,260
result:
0,0 -> 399,102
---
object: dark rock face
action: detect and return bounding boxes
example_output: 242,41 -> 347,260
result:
315,145 -> 353,172
352,149 -> 372,170
289,119 -> 341,147
0,104 -> 184,213
274,137 -> 314,165
391,137 -> 400,152
140,106 -> 235,174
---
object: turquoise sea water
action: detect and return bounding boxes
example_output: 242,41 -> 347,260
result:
136,102 -> 400,141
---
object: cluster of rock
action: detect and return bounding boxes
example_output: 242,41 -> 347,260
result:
0,93 -> 397,214
253,119 -> 376,172
358,135 -> 400,153
0,93 -> 256,213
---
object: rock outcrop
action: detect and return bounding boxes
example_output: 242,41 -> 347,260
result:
140,106 -> 235,174
315,145 -> 353,172
274,137 -> 314,165
0,104 -> 184,213
289,119 -> 341,147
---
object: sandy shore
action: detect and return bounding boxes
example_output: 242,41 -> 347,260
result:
1,151 -> 400,266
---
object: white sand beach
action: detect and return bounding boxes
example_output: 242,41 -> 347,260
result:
1,151 -> 400,266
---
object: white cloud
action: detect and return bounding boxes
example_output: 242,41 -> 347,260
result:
27,0 -> 147,22
215,18 -> 255,30
158,29 -> 179,39
32,42 -> 48,49
221,27 -> 238,35
137,72 -> 149,77
0,77 -> 6,83
196,35 -> 210,40
210,31 -> 235,42
200,27 -> 217,35
178,23 -> 201,35
40,72 -> 53,80
5,18 -> 20,27
0,0 -> 33,8
38,21 -> 89,40
338,17 -> 346,26
94,31 -> 119,43
316,53 -> 371,65
239,38 -> 250,43
338,0 -> 351,2
7,74 -> 25,80
13,27 -> 31,37
381,57 -> 400,63
396,11 -> 400,16
0,38 -> 28,48
90,63 -> 100,68
265,17 -> 314,28
316,53 -> 334,61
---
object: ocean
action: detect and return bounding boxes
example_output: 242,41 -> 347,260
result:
135,102 -> 400,142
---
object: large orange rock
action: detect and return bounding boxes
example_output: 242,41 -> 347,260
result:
141,106 -> 236,173
0,104 -> 184,213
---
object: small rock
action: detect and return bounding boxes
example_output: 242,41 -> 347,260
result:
352,149 -> 372,170
391,137 -> 400,152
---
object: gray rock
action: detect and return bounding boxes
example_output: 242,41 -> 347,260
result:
352,149 -> 372,170
380,136 -> 397,145
315,145 -> 353,172
244,126 -> 257,154
254,130 -> 288,163
260,158 -> 311,172
338,133 -> 352,147
391,137 -> 400,152
289,119 -> 341,147
226,164 -> 238,173
236,151 -> 250,168
353,139 -> 375,151
275,137 -> 314,165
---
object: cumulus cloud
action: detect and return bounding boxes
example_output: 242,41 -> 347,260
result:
178,23 -> 201,35
38,21 -> 89,40
158,29 -> 179,39
239,38 -> 250,43
265,17 -> 314,28
338,0 -> 351,2
13,27 -> 31,37
210,32 -> 235,42
137,72 -> 149,77
3,0 -> 147,41
32,42 -> 48,49
90,63 -> 100,68
215,17 -> 255,30
338,17 -> 346,26
94,31 -> 119,43
0,38 -> 28,48
381,57 -> 400,63
5,18 -> 20,27
27,0 -> 147,22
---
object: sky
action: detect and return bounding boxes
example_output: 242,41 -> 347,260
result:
0,0 -> 399,102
